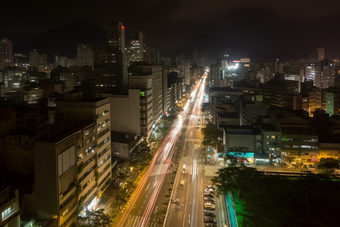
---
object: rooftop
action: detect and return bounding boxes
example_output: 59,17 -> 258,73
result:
111,131 -> 139,144
49,121 -> 95,143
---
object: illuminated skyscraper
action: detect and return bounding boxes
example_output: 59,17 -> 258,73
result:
0,38 -> 13,70
93,21 -> 128,94
128,31 -> 144,62
107,21 -> 125,53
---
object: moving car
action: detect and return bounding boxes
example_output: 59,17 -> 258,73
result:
180,180 -> 185,186
204,202 -> 215,210
203,197 -> 215,203
204,210 -> 216,218
204,217 -> 217,224
203,193 -> 214,198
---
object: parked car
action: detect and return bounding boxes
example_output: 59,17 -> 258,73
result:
203,197 -> 215,203
206,185 -> 216,190
204,217 -> 217,224
205,188 -> 215,194
203,193 -> 214,198
205,223 -> 217,227
204,202 -> 215,210
204,210 -> 216,218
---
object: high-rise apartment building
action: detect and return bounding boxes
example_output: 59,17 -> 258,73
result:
77,44 -> 94,69
55,94 -> 112,196
29,49 -> 40,67
303,64 -> 316,85
93,22 -> 128,94
129,65 -> 165,128
39,53 -> 47,67
107,21 -> 125,53
264,59 -> 283,82
35,121 -> 110,226
0,38 -> 13,70
317,48 -> 325,61
151,48 -> 161,65
128,31 -> 144,62
315,59 -> 335,89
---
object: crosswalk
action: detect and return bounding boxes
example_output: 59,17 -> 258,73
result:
124,214 -> 159,227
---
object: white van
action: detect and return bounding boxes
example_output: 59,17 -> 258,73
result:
183,164 -> 186,170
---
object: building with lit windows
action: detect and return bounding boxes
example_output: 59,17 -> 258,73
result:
55,93 -> 112,199
0,184 -> 21,227
76,44 -> 94,69
34,121 -> 108,227
128,31 -> 144,63
107,88 -> 153,138
93,22 -> 128,95
28,50 -> 40,67
129,65 -> 164,127
315,59 -> 335,89
269,109 -> 318,166
0,38 -> 13,71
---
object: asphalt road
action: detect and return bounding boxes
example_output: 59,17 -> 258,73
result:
165,76 -> 227,227
118,78 -> 206,227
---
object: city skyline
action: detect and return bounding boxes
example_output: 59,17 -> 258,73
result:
1,0 -> 340,60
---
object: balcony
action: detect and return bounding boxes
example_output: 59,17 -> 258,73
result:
98,128 -> 110,141
83,185 -> 97,205
59,183 -> 76,205
79,165 -> 95,186
60,196 -> 77,225
79,177 -> 97,198
98,156 -> 111,173
98,167 -> 111,187
78,158 -> 96,179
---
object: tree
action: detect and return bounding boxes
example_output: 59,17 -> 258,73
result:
316,158 -> 340,174
201,123 -> 223,151
77,209 -> 112,227
211,162 -> 340,227
201,104 -> 209,113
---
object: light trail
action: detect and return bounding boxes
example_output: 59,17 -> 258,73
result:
117,78 -> 205,227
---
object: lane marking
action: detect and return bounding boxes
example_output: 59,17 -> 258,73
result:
145,183 -> 150,191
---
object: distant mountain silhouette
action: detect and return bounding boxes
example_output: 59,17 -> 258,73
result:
16,20 -> 107,63
0,32 -> 38,47
162,34 -> 232,60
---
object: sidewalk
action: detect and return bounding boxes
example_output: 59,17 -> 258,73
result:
97,182 -> 120,213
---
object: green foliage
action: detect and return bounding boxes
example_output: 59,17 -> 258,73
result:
316,158 -> 340,175
129,140 -> 136,149
77,209 -> 112,227
201,104 -> 209,113
94,169 -> 100,182
76,184 -> 82,195
130,141 -> 154,171
212,163 -> 340,227
78,196 -> 85,214
78,162 -> 85,175
201,123 -> 223,151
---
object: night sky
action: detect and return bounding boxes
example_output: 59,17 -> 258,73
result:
1,0 -> 340,61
